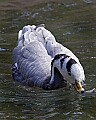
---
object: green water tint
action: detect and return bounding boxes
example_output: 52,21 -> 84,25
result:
0,0 -> 96,119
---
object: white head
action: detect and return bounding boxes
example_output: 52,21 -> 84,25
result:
50,54 -> 85,93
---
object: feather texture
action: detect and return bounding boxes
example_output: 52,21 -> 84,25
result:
12,24 -> 85,92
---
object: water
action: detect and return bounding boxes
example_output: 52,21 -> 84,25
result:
0,0 -> 96,119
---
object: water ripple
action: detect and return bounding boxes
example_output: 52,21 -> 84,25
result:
83,0 -> 93,4
0,48 -> 6,51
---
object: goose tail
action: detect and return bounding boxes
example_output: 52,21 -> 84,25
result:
17,25 -> 36,46
17,24 -> 56,48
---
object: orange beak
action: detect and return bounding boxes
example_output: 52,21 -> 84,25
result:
74,81 -> 84,93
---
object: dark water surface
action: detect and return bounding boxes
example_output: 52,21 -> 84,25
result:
0,0 -> 96,119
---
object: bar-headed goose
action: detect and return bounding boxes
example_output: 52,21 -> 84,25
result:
12,24 -> 85,93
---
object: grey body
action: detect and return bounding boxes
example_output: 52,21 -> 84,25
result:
12,40 -> 66,89
12,24 -> 85,91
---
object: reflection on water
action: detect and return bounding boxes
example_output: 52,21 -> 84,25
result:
0,0 -> 96,119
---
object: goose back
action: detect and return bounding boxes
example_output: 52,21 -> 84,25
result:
12,40 -> 52,87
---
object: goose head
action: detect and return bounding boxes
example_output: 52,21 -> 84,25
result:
50,54 -> 85,93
